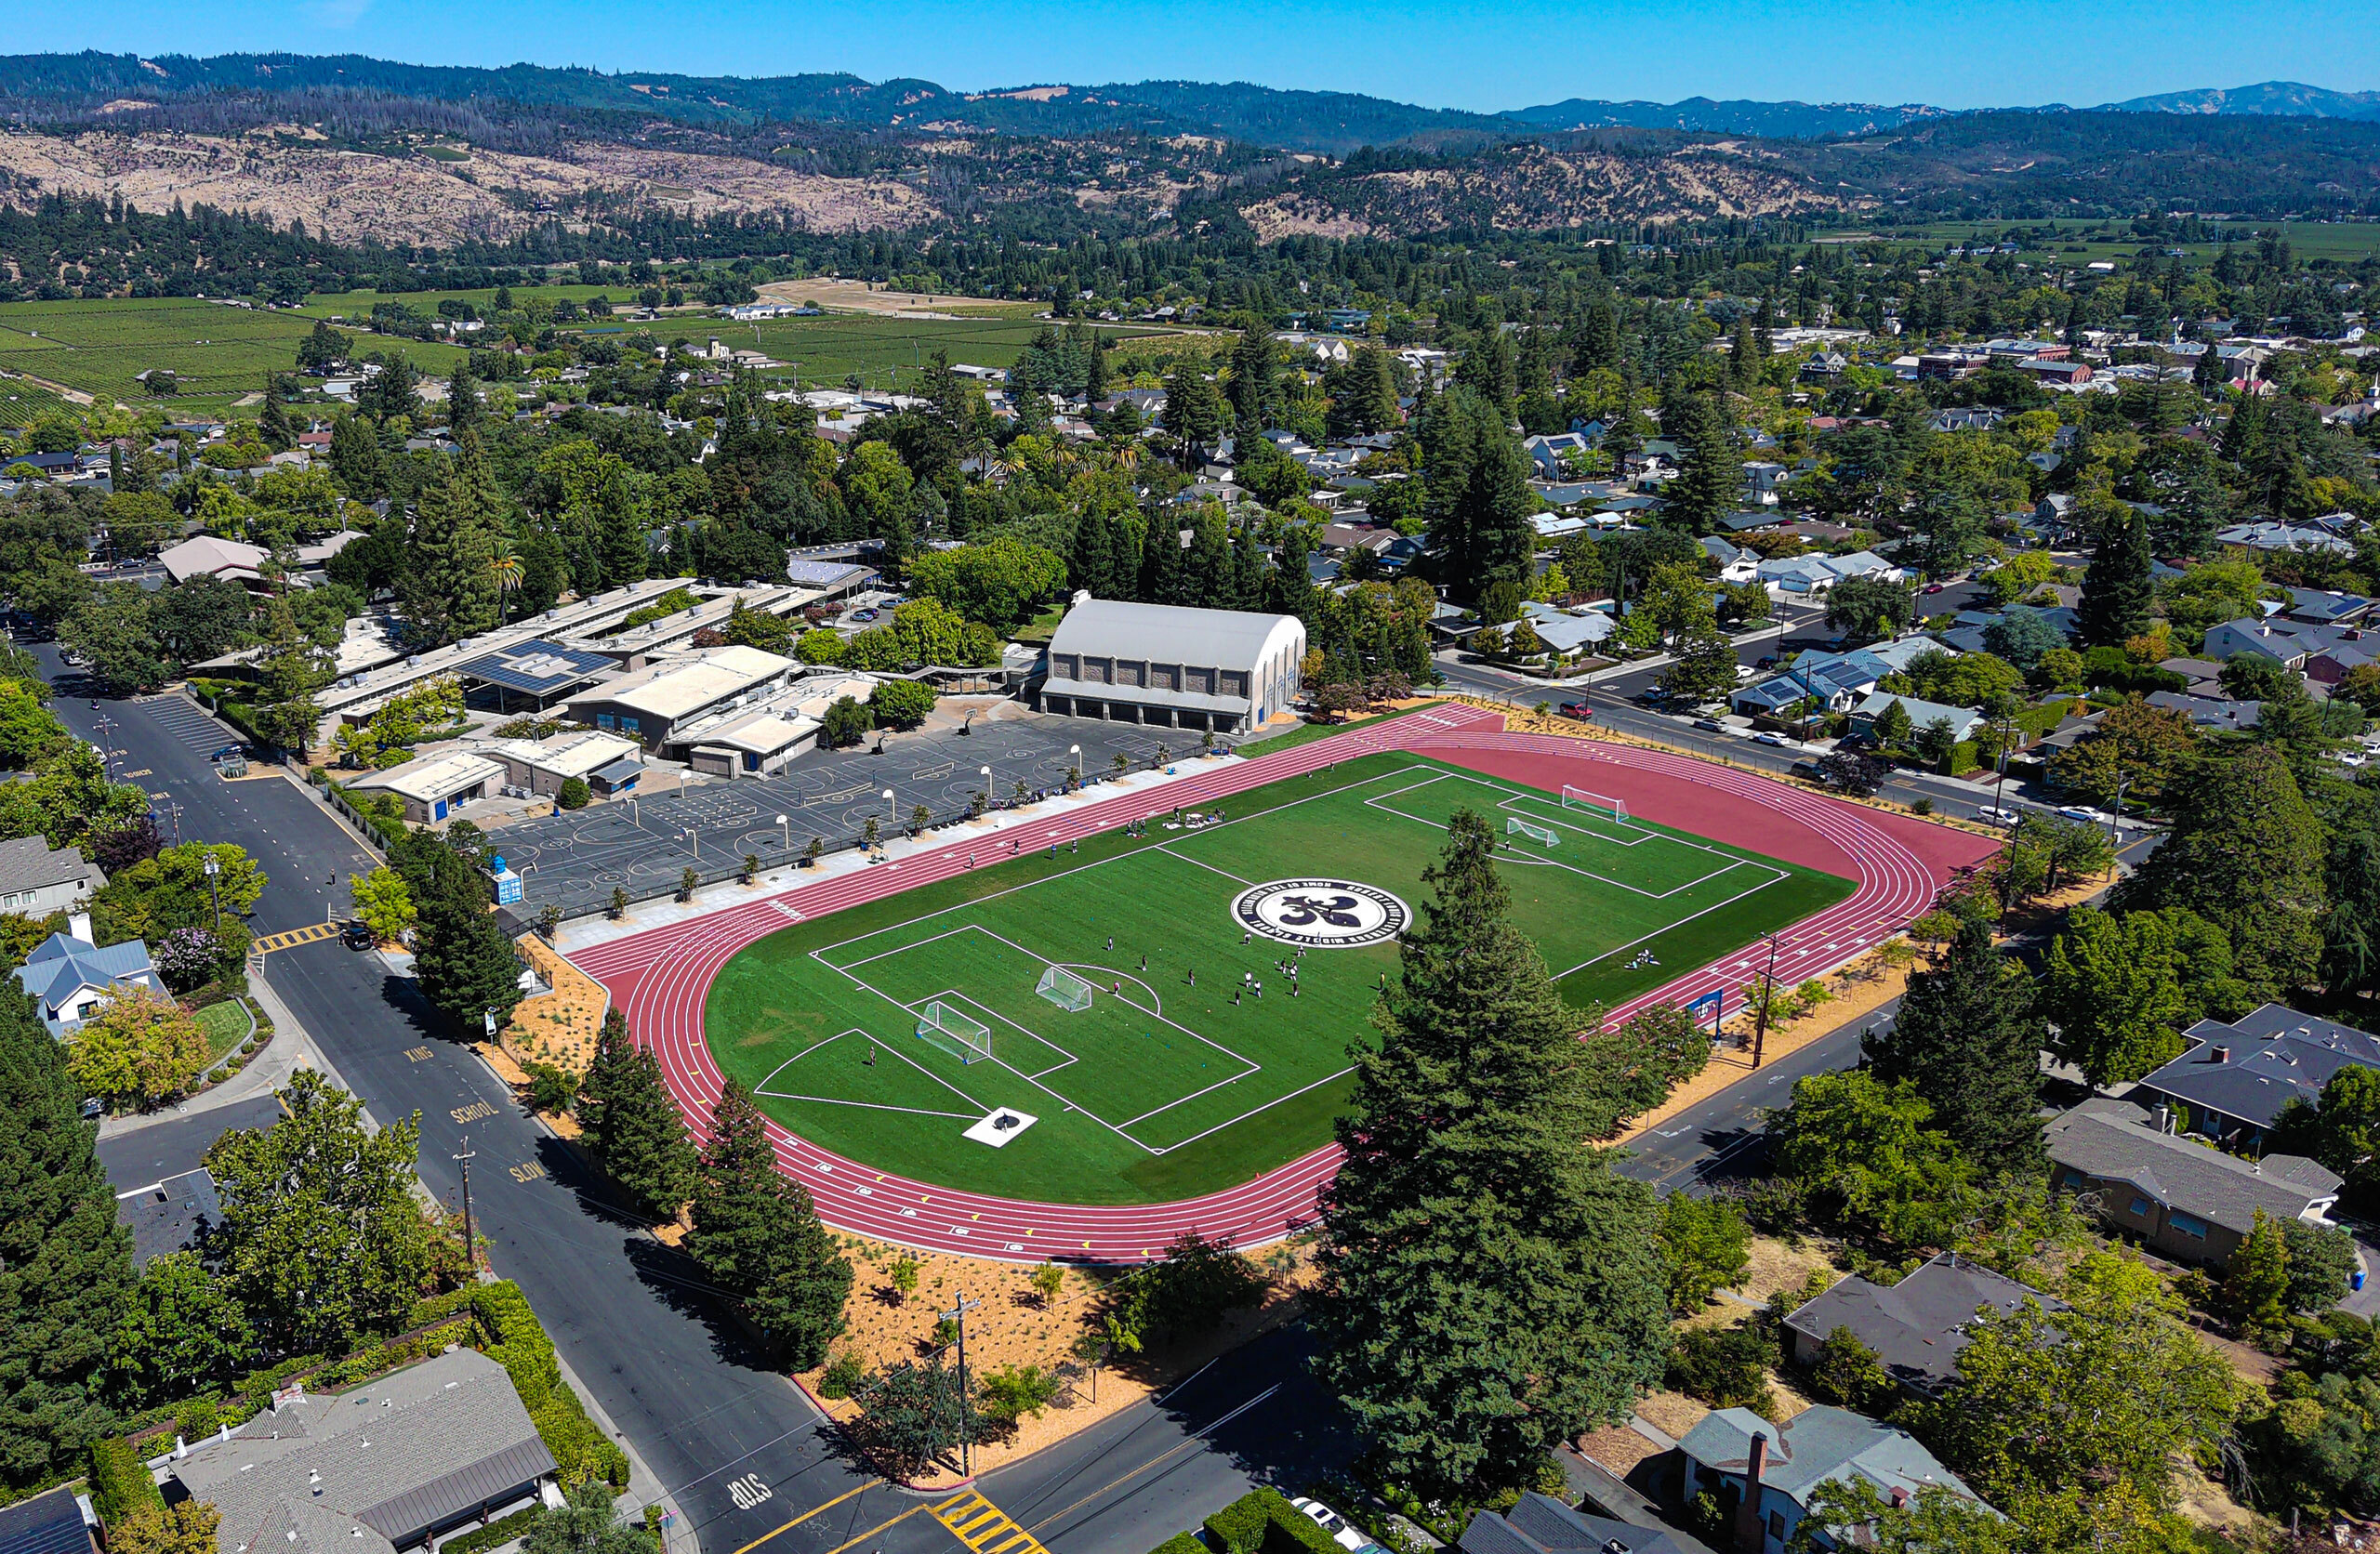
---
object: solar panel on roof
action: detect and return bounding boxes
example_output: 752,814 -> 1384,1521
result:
456,639 -> 613,695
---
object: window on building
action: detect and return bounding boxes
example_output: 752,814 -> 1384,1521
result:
2128,1196 -> 2152,1218
2170,1211 -> 2208,1239
1767,1510 -> 1787,1541
621,717 -> 641,734
596,714 -> 615,730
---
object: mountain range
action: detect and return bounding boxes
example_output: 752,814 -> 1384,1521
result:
3,53 -> 2379,154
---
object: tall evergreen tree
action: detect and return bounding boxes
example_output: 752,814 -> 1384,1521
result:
1422,389 -> 1537,603
2075,505 -> 2155,648
400,435 -> 505,644
580,1010 -> 697,1220
1664,391 -> 1742,533
1862,917 -> 2047,1170
329,413 -> 384,501
0,983 -> 135,1488
258,380 -> 297,452
1312,811 -> 1668,1498
2112,744 -> 2329,998
413,896 -> 525,1040
689,1081 -> 853,1369
1225,328 -> 1276,430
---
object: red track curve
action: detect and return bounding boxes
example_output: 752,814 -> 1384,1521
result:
573,707 -> 1996,1263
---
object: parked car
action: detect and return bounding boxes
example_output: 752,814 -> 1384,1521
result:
1753,731 -> 1792,747
341,919 -> 375,950
1693,718 -> 1725,732
1557,700 -> 1593,720
1978,806 -> 2023,825
210,744 -> 245,763
1289,1499 -> 1373,1554
2056,805 -> 2101,823
1923,582 -> 1947,595
851,608 -> 879,623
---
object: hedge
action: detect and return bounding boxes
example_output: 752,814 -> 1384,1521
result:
1202,1491 -> 1344,1554
1148,1534 -> 1207,1554
431,1506 -> 541,1554
86,1438 -> 164,1524
468,1282 -> 630,1490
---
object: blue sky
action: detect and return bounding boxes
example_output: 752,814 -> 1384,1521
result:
12,0 -> 2373,113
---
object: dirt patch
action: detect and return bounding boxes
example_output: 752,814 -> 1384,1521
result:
753,278 -> 1033,319
1576,1423 -> 1663,1477
501,933 -> 612,1079
800,1236 -> 1314,1487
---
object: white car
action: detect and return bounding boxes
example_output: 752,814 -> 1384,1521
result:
1978,806 -> 2022,825
1289,1499 -> 1374,1554
2056,805 -> 2101,823
1753,731 -> 1792,747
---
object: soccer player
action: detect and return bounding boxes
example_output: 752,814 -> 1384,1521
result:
1106,935 -> 1114,950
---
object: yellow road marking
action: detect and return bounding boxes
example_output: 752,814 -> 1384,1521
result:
930,1491 -> 1053,1554
730,1479 -> 881,1554
254,922 -> 341,954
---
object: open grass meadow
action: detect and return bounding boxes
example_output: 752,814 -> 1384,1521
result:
705,752 -> 1854,1205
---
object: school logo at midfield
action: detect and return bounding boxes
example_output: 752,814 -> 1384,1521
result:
1231,879 -> 1409,949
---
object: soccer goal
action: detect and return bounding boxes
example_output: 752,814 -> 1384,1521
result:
1561,785 -> 1630,825
1506,816 -> 1560,848
915,1000 -> 992,1064
1036,965 -> 1095,1012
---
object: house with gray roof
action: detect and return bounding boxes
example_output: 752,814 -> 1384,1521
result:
2131,1004 -> 2380,1150
0,1485 -> 96,1554
160,1348 -> 558,1554
12,926 -> 155,1038
1672,1404 -> 1985,1554
1461,1494 -> 1708,1554
2045,1097 -> 2342,1268
1782,1253 -> 2058,1398
1846,693 -> 1981,744
114,1167 -> 219,1268
2215,520 -> 2357,557
2141,691 -> 2262,731
0,836 -> 104,920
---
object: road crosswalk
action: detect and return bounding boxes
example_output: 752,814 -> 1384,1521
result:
929,1492 -> 1051,1554
253,922 -> 340,954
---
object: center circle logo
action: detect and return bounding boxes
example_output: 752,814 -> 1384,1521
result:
1230,878 -> 1409,949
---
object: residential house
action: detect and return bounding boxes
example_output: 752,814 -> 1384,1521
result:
155,535 -> 273,591
1732,638 -> 1941,720
2214,520 -> 2358,557
1741,462 -> 1787,505
0,835 -> 104,917
2046,1097 -> 2342,1268
2202,617 -> 2317,666
1756,550 -> 1901,599
1782,1253 -> 2060,1398
0,1486 -> 98,1554
2157,657 -> 2228,695
115,1167 -> 220,1267
2131,1004 -> 2380,1152
2141,690 -> 2262,730
163,1349 -> 559,1554
1847,692 -> 1981,744
1671,1404 -> 1987,1554
2282,588 -> 2377,628
1701,537 -> 1760,584
1523,432 -> 1592,481
1461,1494 -> 1707,1554
12,920 -> 156,1038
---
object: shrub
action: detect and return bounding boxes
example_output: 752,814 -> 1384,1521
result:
470,1281 -> 628,1487
1665,1321 -> 1779,1413
976,1364 -> 1062,1427
430,1508 -> 541,1554
1150,1535 -> 1208,1554
87,1436 -> 165,1523
1203,1491 -> 1343,1554
557,777 -> 591,810
817,1348 -> 866,1400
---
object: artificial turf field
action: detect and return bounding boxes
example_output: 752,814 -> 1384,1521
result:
705,752 -> 1855,1205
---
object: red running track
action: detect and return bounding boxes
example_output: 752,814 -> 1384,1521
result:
573,707 -> 1998,1263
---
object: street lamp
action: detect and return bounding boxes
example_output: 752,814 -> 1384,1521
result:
203,852 -> 221,932
775,812 -> 789,851
980,766 -> 992,809
1069,744 -> 1081,784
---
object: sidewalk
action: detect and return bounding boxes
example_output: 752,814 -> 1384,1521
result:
95,964 -> 348,1140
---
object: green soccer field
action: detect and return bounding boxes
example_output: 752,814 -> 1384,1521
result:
705,753 -> 1855,1205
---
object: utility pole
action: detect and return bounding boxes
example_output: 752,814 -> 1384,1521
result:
455,1138 -> 478,1276
204,852 -> 221,932
941,1294 -> 982,1476
1750,930 -> 1782,1068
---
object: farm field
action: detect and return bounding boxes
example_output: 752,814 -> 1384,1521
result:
1822,217 -> 2380,266
727,313 -> 1170,389
705,752 -> 1854,1205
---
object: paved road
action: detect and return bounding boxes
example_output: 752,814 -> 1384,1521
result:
97,1094 -> 285,1191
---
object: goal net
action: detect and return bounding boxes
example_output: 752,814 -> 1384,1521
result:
1506,816 -> 1560,848
1561,785 -> 1630,825
914,1000 -> 992,1064
1036,965 -> 1094,1012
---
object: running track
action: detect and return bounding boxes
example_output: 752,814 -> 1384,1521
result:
572,705 -> 1997,1262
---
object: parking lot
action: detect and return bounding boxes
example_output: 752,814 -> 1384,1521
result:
488,708 -> 1190,915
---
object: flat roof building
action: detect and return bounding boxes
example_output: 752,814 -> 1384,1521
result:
483,731 -> 642,799
1034,599 -> 1305,734
561,645 -> 799,751
350,751 -> 507,824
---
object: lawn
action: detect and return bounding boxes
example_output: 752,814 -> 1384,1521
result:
707,752 -> 1854,1205
726,314 -> 1168,392
194,997 -> 252,1062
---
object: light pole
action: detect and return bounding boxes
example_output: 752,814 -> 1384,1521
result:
203,852 -> 221,933
941,1293 -> 982,1476
776,812 -> 789,851
980,766 -> 992,809
681,824 -> 697,861
454,1137 -> 477,1275
1069,744 -> 1081,785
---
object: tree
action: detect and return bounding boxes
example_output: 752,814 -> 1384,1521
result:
1658,1194 -> 1751,1313
412,895 -> 525,1039
1664,391 -> 1741,533
2039,907 -> 2200,1086
1421,388 -> 1538,602
2282,1218 -> 2358,1313
2075,507 -> 2155,649
1911,1252 -> 2244,1508
689,1080 -> 853,1367
0,978 -> 136,1489
2048,699 -> 2199,808
869,679 -> 935,730
107,1501 -> 220,1554
203,1069 -> 431,1354
558,776 -> 591,810
1871,697 -> 1915,748
2272,1066 -> 2380,1212
1864,916 -> 2045,1169
853,1356 -> 986,1480
579,1010 -> 696,1221
2224,1208 -> 2292,1327
1659,628 -> 1740,703
907,538 -> 1066,630
523,1480 -> 655,1554
1980,608 -> 2066,670
1767,1069 -> 1974,1248
108,1251 -> 255,1406
1823,576 -> 1915,642
66,988 -> 207,1109
1815,750 -> 1887,796
1637,560 -> 1716,643
1807,1326 -> 1895,1414
1312,810 -> 1668,1498
350,865 -> 416,945
2111,744 -> 2328,998
399,437 -> 505,644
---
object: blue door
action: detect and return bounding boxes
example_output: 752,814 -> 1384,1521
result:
433,799 -> 449,821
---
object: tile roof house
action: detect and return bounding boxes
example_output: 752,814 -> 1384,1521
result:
2131,1004 -> 2380,1147
2046,1097 -> 2342,1269
0,835 -> 105,918
1672,1404 -> 1986,1554
1461,1494 -> 1707,1554
12,926 -> 156,1038
161,1349 -> 559,1554
1782,1253 -> 2059,1398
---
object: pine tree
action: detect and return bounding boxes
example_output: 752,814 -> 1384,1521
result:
1311,810 -> 1668,1498
0,983 -> 136,1488
580,1010 -> 696,1220
258,380 -> 297,452
401,435 -> 504,643
412,896 -> 525,1040
1863,916 -> 2046,1170
329,414 -> 384,501
2076,507 -> 2154,648
1665,391 -> 1743,533
689,1081 -> 853,1369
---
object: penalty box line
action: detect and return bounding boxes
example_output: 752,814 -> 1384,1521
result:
754,1026 -> 987,1119
1552,860 -> 1795,979
1361,773 -> 1747,901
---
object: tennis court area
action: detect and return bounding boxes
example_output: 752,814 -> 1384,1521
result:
705,753 -> 1854,1205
